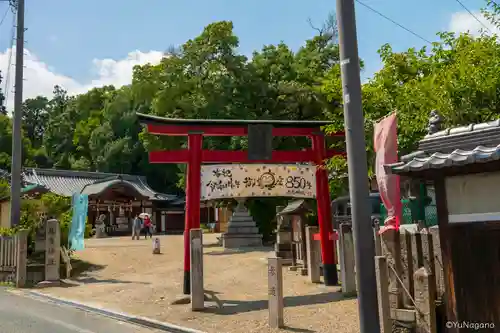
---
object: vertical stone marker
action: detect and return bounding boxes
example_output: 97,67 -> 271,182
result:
306,226 -> 321,283
45,219 -> 61,282
190,228 -> 204,311
152,237 -> 161,254
268,257 -> 284,328
339,224 -> 356,295
375,256 -> 391,333
414,267 -> 437,333
15,229 -> 28,287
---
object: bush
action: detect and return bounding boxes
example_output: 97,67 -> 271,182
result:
0,227 -> 16,236
247,198 -> 287,242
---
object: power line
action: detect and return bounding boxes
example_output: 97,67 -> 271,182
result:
355,0 -> 433,45
454,0 -> 492,33
0,3 -> 9,26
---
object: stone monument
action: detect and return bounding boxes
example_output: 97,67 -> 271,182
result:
37,219 -> 61,287
94,214 -> 107,238
222,198 -> 263,248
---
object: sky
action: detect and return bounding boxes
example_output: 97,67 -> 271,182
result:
0,0 -> 496,109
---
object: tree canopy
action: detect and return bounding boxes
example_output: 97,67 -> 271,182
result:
1,4 -> 500,199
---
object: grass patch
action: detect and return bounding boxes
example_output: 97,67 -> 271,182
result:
0,281 -> 14,287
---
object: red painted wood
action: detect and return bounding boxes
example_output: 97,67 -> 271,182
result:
147,123 -> 344,137
183,133 -> 202,274
313,232 -> 338,241
311,134 -> 336,267
149,149 -> 344,164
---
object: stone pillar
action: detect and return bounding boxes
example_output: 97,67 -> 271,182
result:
190,229 -> 204,311
222,198 -> 263,248
15,229 -> 28,287
339,224 -> 357,295
414,267 -> 437,333
45,219 -> 61,283
375,256 -> 391,333
161,212 -> 166,234
268,257 -> 284,328
306,226 -> 321,283
153,238 -> 161,254
109,207 -> 115,226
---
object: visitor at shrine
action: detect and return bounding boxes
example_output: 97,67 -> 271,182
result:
132,214 -> 142,240
143,215 -> 153,239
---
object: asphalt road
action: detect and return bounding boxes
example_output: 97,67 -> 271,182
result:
0,288 -> 162,333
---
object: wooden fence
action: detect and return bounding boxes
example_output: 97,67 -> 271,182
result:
375,226 -> 444,333
0,231 -> 28,287
0,236 -> 18,270
303,224 -> 445,332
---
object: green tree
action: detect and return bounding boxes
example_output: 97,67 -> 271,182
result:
323,28 -> 500,194
22,96 -> 49,149
43,86 -> 76,169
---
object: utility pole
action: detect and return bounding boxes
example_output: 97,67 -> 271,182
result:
9,0 -> 25,227
336,0 -> 380,332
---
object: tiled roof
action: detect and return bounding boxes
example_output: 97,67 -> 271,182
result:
22,168 -> 179,201
387,145 -> 500,174
278,200 -> 308,215
418,119 -> 500,153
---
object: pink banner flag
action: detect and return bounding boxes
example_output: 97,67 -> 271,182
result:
374,113 -> 401,233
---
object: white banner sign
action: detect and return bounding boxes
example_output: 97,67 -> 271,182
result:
200,164 -> 316,200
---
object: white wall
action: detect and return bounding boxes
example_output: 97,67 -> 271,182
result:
446,172 -> 500,223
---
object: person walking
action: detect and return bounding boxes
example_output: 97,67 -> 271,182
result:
143,215 -> 153,239
132,214 -> 142,240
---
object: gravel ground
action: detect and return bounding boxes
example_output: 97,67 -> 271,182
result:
37,234 -> 360,333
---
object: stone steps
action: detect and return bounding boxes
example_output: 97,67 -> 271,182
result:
226,226 -> 260,234
227,221 -> 258,228
223,206 -> 263,248
222,233 -> 263,248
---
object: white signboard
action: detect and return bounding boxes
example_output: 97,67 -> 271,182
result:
200,164 -> 316,200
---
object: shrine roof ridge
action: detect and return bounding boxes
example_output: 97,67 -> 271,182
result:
419,118 -> 500,153
22,167 -> 179,201
136,112 -> 334,128
386,144 -> 500,175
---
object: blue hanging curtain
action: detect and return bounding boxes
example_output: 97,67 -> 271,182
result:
69,193 -> 89,250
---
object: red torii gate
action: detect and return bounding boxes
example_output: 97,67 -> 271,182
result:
137,113 -> 345,294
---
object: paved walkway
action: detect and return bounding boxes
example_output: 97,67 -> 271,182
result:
0,287 -> 161,333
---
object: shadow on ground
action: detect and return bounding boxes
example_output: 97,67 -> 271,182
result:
279,327 -> 315,333
59,259 -> 150,286
205,247 -> 273,256
70,259 -> 106,277
201,290 -> 351,316
202,243 -> 221,249
69,277 -> 151,285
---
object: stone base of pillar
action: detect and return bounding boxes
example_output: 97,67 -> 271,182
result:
222,233 -> 263,248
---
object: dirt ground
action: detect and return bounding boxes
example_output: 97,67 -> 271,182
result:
38,234 -> 360,333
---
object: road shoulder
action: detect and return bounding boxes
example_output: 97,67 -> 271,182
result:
8,289 -> 206,333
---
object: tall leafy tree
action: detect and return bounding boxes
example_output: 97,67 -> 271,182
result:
22,96 -> 49,148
